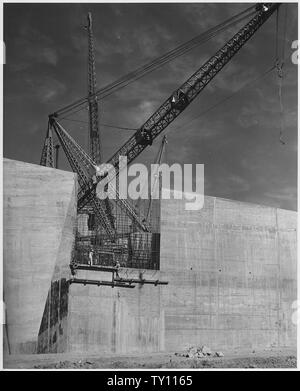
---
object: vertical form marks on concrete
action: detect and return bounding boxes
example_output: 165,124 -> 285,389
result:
37,166 -> 78,353
160,195 -> 297,351
276,208 -> 297,347
37,279 -> 70,353
65,268 -> 164,354
3,159 -> 77,354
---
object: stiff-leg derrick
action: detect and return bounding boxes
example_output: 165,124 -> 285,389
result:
50,119 -> 116,241
50,119 -> 150,239
109,183 -> 151,232
40,123 -> 55,168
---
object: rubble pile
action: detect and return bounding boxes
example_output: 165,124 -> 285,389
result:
34,360 -> 95,369
175,346 -> 224,359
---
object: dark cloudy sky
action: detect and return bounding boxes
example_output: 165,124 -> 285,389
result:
3,2 -> 298,210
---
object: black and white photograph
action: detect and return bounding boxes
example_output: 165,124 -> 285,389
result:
1,1 -> 298,372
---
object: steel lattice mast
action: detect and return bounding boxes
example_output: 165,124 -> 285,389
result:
87,12 -> 102,165
40,123 -> 55,168
86,12 -> 117,234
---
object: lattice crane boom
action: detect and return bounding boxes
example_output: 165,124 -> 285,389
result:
50,119 -> 116,241
50,118 -> 150,236
77,3 -> 280,210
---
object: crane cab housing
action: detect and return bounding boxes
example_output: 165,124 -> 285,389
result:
255,3 -> 271,12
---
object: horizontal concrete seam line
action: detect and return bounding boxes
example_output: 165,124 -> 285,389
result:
162,301 -> 282,314
165,313 -> 281,317
166,328 -> 281,331
159,259 -> 281,262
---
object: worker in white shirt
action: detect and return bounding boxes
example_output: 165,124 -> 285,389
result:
115,260 -> 120,278
88,249 -> 94,266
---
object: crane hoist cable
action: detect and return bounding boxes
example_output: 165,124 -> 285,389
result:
281,4 -> 288,60
163,64 -> 277,138
67,65 -> 282,141
275,4 -> 288,145
146,135 -> 168,222
274,4 -> 288,61
51,5 -> 256,118
165,59 -> 289,145
275,6 -> 279,62
134,135 -> 168,223
57,22 -> 252,119
100,124 -> 138,131
277,63 -> 286,145
60,116 -> 138,131
62,65 -> 285,164
93,11 -> 256,99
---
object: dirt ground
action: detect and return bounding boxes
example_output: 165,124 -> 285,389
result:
3,347 -> 297,369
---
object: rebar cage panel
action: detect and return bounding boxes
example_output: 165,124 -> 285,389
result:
74,196 -> 161,270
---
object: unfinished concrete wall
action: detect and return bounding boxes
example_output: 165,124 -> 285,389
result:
37,278 -> 70,353
37,268 -> 165,354
3,158 -> 296,355
3,159 -> 77,354
66,269 -> 164,354
160,196 -> 297,351
42,195 -> 296,355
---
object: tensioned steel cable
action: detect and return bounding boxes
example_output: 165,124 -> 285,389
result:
58,10 -> 255,117
53,5 -> 256,118
163,64 -> 277,137
62,65 -> 277,136
60,116 -> 139,131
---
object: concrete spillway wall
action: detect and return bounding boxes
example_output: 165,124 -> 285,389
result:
43,196 -> 296,354
3,159 -> 77,354
160,196 -> 297,351
37,269 -> 165,354
3,160 -> 297,355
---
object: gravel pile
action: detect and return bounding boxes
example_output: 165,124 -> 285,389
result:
175,346 -> 224,359
34,360 -> 95,369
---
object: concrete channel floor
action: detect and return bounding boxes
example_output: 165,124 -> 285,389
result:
3,347 -> 296,369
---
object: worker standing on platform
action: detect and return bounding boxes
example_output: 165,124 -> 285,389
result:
115,260 -> 120,278
88,249 -> 94,266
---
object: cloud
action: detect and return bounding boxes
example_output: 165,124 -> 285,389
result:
227,174 -> 250,192
211,173 -> 250,197
139,100 -> 157,118
24,75 -> 66,103
42,48 -> 58,65
8,24 -> 58,71
264,187 -> 297,204
236,106 -> 260,128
